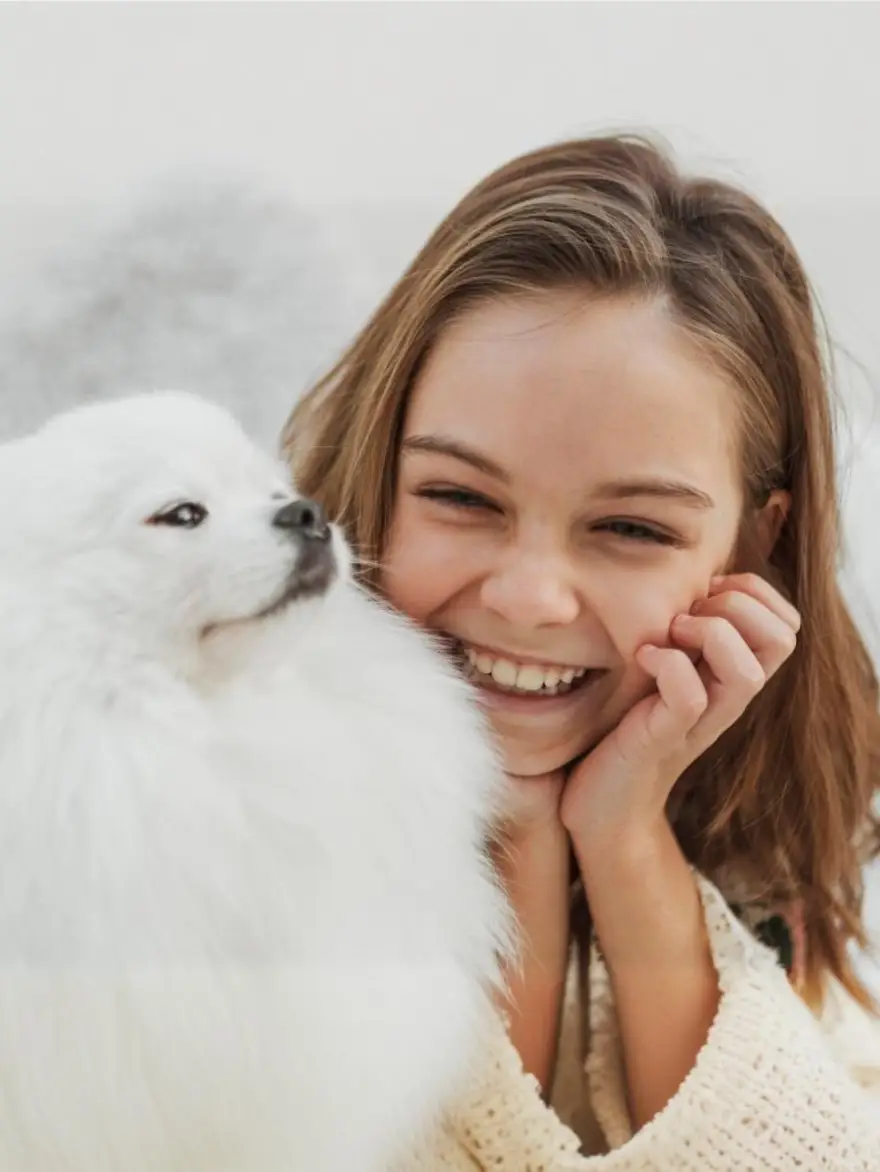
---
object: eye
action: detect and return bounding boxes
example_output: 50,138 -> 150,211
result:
414,486 -> 499,512
595,519 -> 680,546
147,502 -> 208,529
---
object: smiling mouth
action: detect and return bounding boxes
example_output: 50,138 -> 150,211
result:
451,641 -> 605,699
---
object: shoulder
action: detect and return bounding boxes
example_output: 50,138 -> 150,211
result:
706,863 -> 880,1096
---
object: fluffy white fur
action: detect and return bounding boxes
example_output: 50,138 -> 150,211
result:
0,392 -> 511,1171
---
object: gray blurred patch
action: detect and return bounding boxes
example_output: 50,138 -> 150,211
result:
0,177 -> 360,448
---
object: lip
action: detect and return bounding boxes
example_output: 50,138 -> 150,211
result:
474,670 -> 606,715
259,546 -> 337,616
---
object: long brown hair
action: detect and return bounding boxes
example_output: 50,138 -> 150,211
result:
283,134 -> 880,1010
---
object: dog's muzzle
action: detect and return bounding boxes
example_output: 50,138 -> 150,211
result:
272,499 -> 331,544
272,498 -> 336,602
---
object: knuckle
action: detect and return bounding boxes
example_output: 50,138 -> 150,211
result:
737,572 -> 761,593
779,626 -> 798,655
668,647 -> 693,668
739,660 -> 766,693
703,615 -> 735,649
684,690 -> 709,719
667,648 -> 698,678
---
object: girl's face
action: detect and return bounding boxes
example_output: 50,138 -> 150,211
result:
383,291 -> 747,777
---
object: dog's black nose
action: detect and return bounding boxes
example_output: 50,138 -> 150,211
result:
272,498 -> 330,542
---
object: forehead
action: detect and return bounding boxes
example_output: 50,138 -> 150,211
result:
407,292 -> 740,490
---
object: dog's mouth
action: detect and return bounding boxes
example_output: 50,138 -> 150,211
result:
254,543 -> 338,621
202,544 -> 338,639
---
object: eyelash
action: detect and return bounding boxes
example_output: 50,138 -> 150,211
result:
416,487 -> 496,511
596,519 -> 679,546
414,487 -> 680,546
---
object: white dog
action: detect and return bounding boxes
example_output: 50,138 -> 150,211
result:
0,393 -> 510,1171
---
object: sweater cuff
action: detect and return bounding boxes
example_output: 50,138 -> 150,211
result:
453,1010 -> 586,1168
585,871 -> 880,1166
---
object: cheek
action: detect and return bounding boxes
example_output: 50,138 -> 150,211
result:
198,531 -> 292,618
590,558 -> 718,656
382,505 -> 477,624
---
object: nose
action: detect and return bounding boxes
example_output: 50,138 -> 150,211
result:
272,498 -> 330,543
480,553 -> 580,629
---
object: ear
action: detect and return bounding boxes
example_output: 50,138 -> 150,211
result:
753,489 -> 791,559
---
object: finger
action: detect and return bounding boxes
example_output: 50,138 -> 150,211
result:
669,613 -> 765,742
635,644 -> 708,744
688,591 -> 798,679
707,573 -> 800,631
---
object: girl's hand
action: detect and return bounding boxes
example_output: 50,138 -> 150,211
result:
560,573 -> 800,853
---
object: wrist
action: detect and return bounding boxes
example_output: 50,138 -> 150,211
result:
495,788 -> 567,854
569,812 -> 670,881
493,814 -> 570,887
493,808 -> 572,1046
574,819 -> 712,972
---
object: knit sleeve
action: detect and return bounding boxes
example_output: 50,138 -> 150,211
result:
584,871 -> 880,1163
444,873 -> 880,1171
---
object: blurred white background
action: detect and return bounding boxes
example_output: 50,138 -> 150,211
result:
0,1 -> 877,982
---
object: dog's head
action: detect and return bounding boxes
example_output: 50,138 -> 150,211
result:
0,392 -> 346,666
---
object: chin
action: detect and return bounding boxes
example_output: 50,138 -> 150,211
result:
490,726 -> 593,778
486,691 -> 633,778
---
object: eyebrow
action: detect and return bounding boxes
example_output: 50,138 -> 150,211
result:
401,433 -> 715,509
401,434 -> 510,483
592,478 -> 716,510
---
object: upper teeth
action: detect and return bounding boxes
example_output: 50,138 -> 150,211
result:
464,647 -> 587,692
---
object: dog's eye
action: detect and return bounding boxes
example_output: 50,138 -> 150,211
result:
148,502 -> 208,529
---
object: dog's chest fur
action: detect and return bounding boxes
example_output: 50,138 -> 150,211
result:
0,586 -> 508,1171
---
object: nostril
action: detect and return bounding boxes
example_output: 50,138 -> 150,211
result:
272,498 -> 330,542
297,503 -> 318,529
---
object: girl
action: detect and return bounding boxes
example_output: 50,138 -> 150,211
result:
284,136 -> 880,1168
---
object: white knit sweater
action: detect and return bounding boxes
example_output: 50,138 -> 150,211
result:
400,873 -> 880,1170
